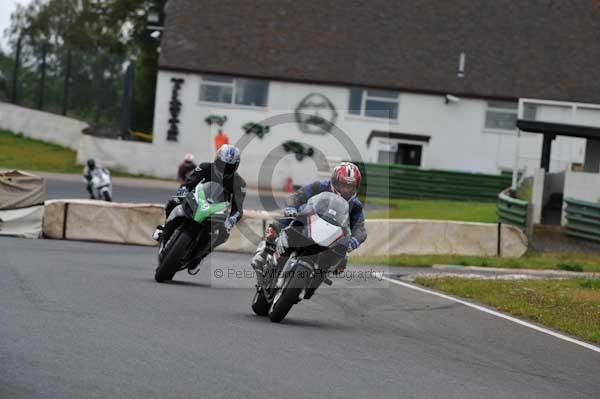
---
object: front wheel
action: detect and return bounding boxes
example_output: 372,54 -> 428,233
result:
251,289 -> 270,316
155,227 -> 192,282
102,190 -> 112,202
268,269 -> 309,322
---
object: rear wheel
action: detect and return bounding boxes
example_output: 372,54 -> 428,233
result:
155,227 -> 192,282
251,289 -> 270,316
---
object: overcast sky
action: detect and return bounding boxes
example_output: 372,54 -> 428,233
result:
0,0 -> 32,53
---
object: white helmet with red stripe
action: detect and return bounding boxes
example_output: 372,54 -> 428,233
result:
330,162 -> 362,201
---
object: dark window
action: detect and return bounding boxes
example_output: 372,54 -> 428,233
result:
348,88 -> 399,119
200,75 -> 269,107
365,100 -> 398,119
235,78 -> 269,106
200,84 -> 233,103
485,101 -> 518,131
348,87 -> 363,115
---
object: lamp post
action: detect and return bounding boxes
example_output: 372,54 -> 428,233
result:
146,7 -> 164,39
10,35 -> 23,104
37,42 -> 48,110
511,130 -> 521,191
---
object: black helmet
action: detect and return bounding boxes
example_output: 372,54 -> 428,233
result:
87,159 -> 96,170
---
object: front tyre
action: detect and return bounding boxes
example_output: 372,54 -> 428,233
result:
251,289 -> 270,316
102,190 -> 112,202
268,268 -> 309,322
155,227 -> 192,282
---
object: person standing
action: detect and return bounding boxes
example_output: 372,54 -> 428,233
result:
177,153 -> 197,184
214,128 -> 230,151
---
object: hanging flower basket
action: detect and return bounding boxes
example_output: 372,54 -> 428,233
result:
205,115 -> 227,126
282,140 -> 315,161
243,122 -> 270,139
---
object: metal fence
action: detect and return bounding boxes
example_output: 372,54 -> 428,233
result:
0,40 -> 134,138
497,188 -> 529,231
564,197 -> 600,242
355,162 -> 512,202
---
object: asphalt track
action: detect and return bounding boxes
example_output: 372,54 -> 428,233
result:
1,237 -> 599,399
42,175 -> 284,211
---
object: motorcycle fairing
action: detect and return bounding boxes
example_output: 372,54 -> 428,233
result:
306,214 -> 344,247
192,184 -> 228,223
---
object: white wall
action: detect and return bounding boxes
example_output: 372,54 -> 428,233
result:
148,71 -> 588,187
0,101 -> 87,150
77,134 -> 179,179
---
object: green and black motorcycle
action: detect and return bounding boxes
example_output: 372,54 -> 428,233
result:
154,182 -> 230,282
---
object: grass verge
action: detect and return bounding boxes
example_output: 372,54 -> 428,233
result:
366,197 -> 497,223
350,251 -> 600,273
415,277 -> 600,345
0,129 -> 173,181
0,129 -> 81,173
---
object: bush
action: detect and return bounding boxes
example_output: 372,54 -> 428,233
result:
579,279 -> 600,290
558,263 -> 584,272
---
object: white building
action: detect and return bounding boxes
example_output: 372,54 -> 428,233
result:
149,0 -> 600,190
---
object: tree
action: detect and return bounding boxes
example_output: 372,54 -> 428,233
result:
4,0 -> 164,133
0,48 -> 10,100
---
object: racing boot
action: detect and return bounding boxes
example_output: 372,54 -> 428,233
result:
332,256 -> 348,275
152,225 -> 164,241
251,225 -> 278,278
251,239 -> 275,272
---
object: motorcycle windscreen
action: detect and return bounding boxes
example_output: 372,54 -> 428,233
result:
303,192 -> 350,228
307,214 -> 345,247
201,181 -> 227,203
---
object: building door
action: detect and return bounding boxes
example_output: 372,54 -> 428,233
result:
376,143 -> 423,166
396,144 -> 422,166
368,131 -> 430,167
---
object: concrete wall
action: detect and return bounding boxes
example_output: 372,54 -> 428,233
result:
530,168 -> 545,224
149,71 -> 586,187
77,134 -> 179,179
0,101 -> 87,150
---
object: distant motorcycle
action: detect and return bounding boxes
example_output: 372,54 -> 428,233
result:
88,167 -> 113,202
251,192 -> 350,322
155,182 -> 230,282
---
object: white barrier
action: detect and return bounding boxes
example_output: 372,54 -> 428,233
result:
353,219 -> 528,258
0,102 -> 87,150
0,205 -> 44,238
43,200 -> 164,246
41,199 -> 528,257
0,170 -> 46,210
216,210 -> 271,253
221,215 -> 528,258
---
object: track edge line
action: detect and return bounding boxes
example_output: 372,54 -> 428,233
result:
375,272 -> 600,354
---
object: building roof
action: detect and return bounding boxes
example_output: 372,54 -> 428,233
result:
159,0 -> 600,103
367,131 -> 431,146
517,119 -> 600,140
